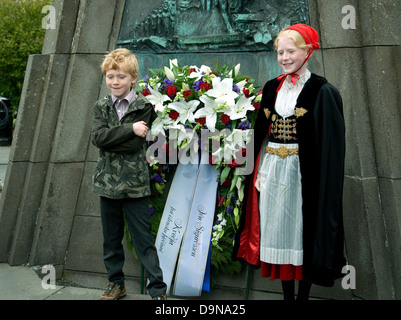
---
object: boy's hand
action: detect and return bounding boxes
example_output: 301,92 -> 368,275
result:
133,121 -> 148,137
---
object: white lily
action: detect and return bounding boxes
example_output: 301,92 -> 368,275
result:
188,65 -> 212,81
168,123 -> 193,145
228,63 -> 241,78
228,95 -> 255,120
147,84 -> 171,113
169,100 -> 200,125
164,66 -> 176,81
212,141 -> 237,164
235,79 -> 247,91
150,115 -> 171,136
227,129 -> 252,150
182,82 -> 190,91
195,95 -> 221,132
169,59 -> 178,69
168,124 -> 199,163
206,77 -> 238,108
213,129 -> 249,163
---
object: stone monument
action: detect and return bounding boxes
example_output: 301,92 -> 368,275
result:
0,0 -> 400,300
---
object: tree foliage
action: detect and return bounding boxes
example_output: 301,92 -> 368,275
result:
0,0 -> 53,110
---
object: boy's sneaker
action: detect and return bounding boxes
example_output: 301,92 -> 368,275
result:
100,283 -> 127,300
152,293 -> 167,300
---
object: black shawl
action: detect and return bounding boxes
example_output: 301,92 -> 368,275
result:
234,73 -> 346,287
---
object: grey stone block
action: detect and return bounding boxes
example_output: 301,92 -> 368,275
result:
107,0 -> 127,52
315,0 -> 361,49
65,215 -> 142,278
343,176 -> 395,299
10,55 -> 50,162
75,162 -> 100,217
362,46 -> 401,178
65,215 -> 105,274
8,163 -> 48,266
322,47 -> 378,178
29,54 -> 70,163
0,162 -> 29,262
71,0 -> 118,54
378,178 -> 401,298
42,0 -> 80,54
29,163 -> 85,266
358,0 -> 401,46
50,54 -> 104,163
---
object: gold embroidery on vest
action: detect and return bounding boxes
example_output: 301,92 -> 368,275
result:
264,109 -> 271,120
295,107 -> 308,118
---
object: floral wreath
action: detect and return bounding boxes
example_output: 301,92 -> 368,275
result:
126,59 -> 262,282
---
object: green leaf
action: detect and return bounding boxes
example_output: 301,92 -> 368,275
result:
220,166 -> 231,184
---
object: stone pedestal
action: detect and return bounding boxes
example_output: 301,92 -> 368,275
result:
0,0 -> 400,300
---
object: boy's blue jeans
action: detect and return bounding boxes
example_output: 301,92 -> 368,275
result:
100,196 -> 167,298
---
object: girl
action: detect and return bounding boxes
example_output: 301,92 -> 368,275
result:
234,24 -> 346,300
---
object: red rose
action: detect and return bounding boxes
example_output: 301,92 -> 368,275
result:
166,85 -> 177,98
228,159 -> 240,168
221,113 -> 231,124
142,88 -> 151,96
196,117 -> 206,125
200,82 -> 211,91
169,110 -> 180,120
218,196 -> 226,205
243,88 -> 250,97
222,178 -> 232,187
253,102 -> 260,110
183,90 -> 192,98
209,156 -> 218,166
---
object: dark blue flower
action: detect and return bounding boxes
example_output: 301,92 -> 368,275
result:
192,79 -> 204,92
151,174 -> 164,183
163,77 -> 174,87
238,119 -> 250,130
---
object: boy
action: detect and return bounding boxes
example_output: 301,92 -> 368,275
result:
91,48 -> 167,300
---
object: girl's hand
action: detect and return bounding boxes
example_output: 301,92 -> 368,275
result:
255,176 -> 261,192
133,121 -> 148,137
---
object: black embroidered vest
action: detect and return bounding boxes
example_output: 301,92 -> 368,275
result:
269,110 -> 298,144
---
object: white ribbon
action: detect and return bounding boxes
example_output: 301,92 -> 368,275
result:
154,162 -> 199,295
173,154 -> 219,296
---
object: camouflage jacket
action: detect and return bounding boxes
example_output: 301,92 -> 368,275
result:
91,93 -> 157,199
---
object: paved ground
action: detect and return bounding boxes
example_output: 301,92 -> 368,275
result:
0,263 -> 153,300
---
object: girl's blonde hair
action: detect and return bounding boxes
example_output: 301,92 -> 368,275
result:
274,29 -> 311,52
101,48 -> 139,88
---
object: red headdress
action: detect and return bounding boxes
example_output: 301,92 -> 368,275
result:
276,24 -> 321,92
